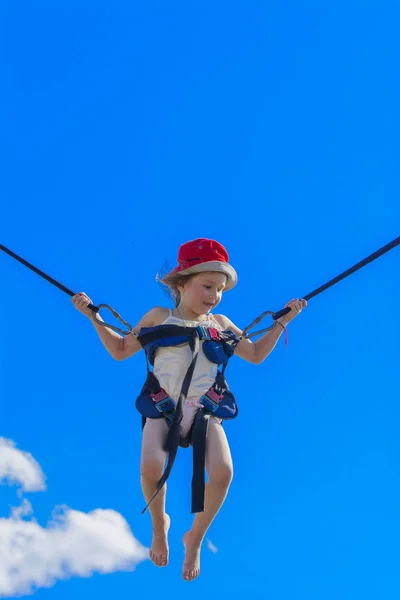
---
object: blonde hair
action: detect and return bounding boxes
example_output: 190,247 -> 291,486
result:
158,273 -> 195,308
158,270 -> 227,308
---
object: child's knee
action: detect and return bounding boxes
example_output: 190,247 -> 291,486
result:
140,459 -> 164,483
209,463 -> 233,488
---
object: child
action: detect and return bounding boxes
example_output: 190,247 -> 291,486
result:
72,238 -> 306,582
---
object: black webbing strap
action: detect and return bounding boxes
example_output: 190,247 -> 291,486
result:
190,410 -> 209,513
137,325 -> 198,346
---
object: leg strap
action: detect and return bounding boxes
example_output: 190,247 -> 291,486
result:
190,410 -> 209,513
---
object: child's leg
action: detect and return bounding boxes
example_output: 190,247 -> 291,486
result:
141,418 -> 170,567
182,418 -> 233,581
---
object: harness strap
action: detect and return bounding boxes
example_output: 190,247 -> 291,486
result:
137,324 -> 224,347
138,325 -> 198,345
191,410 -> 209,513
141,334 -> 200,513
138,324 -> 237,514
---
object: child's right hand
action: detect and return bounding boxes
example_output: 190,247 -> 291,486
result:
71,292 -> 94,319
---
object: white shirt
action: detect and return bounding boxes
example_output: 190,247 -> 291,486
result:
152,310 -> 222,403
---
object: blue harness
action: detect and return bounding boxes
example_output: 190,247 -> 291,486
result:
136,323 -> 239,513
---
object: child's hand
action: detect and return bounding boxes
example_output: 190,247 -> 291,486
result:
71,292 -> 95,319
278,298 -> 307,326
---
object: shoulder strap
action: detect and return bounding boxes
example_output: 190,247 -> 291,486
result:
137,324 -> 196,346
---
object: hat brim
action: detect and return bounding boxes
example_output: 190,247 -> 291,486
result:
164,261 -> 238,291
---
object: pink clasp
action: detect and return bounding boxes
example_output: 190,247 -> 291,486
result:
208,328 -> 221,341
150,389 -> 169,403
206,388 -> 223,403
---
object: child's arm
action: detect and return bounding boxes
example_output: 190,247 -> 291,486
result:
119,306 -> 168,360
71,292 -> 168,360
216,298 -> 306,364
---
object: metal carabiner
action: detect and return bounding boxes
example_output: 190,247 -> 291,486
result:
239,310 -> 278,341
92,303 -> 133,336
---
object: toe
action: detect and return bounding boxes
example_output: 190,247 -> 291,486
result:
183,567 -> 197,582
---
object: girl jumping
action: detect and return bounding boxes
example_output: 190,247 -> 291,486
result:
72,238 -> 307,582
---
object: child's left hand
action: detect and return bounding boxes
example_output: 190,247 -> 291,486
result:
278,298 -> 307,326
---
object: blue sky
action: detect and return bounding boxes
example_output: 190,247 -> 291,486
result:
1,0 -> 399,598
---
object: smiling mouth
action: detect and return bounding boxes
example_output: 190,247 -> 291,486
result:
203,302 -> 214,308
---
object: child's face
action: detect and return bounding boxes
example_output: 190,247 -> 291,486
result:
179,272 -> 227,314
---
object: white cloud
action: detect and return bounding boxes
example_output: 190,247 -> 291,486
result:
0,505 -> 148,597
0,439 -> 148,597
0,438 -> 46,492
10,499 -> 34,520
206,538 -> 218,554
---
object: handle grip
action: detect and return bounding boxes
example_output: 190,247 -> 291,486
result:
273,306 -> 292,321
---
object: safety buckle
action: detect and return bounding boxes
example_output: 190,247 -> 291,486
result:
150,389 -> 169,403
196,326 -> 221,341
200,387 -> 224,412
196,326 -> 209,340
150,389 -> 175,413
208,327 -> 221,341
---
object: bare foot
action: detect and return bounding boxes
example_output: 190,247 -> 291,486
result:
150,514 -> 170,567
182,531 -> 201,581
